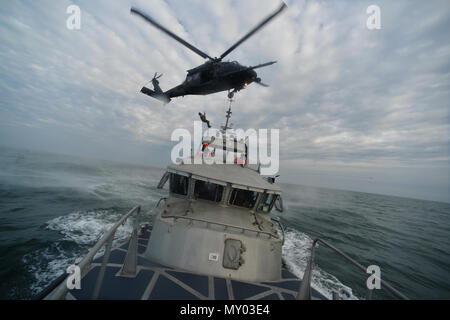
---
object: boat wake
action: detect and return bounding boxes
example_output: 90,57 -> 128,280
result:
22,208 -> 133,297
282,228 -> 359,300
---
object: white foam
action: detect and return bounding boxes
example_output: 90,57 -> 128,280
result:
22,242 -> 80,296
46,209 -> 133,245
281,227 -> 359,300
23,209 -> 134,296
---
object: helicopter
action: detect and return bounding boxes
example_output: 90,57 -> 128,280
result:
130,2 -> 287,103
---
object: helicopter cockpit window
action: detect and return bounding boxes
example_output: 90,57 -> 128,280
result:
194,180 -> 223,202
170,174 -> 189,196
186,73 -> 199,83
257,193 -> 276,213
229,188 -> 259,209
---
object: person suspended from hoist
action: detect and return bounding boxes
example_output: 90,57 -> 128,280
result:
198,112 -> 211,128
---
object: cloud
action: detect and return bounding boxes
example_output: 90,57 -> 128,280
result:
0,0 -> 448,202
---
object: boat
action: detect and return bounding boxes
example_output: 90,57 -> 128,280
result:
36,101 -> 407,301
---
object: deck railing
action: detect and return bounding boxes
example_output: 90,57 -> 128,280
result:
42,206 -> 141,300
163,214 -> 281,240
41,198 -> 167,300
297,238 -> 409,300
271,217 -> 285,245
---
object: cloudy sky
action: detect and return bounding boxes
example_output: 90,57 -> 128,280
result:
0,0 -> 449,202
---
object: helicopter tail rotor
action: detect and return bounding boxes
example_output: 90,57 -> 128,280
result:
150,72 -> 164,93
140,73 -> 171,104
153,72 -> 163,80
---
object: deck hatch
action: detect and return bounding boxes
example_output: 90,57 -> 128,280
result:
223,239 -> 244,270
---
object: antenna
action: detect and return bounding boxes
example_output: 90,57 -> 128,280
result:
221,97 -> 234,133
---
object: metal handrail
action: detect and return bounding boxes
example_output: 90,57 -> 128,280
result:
154,197 -> 167,212
148,197 -> 167,227
271,218 -> 285,245
163,214 -> 280,240
44,206 -> 142,300
297,238 -> 409,300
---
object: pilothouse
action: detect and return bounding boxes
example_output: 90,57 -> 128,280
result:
149,133 -> 284,282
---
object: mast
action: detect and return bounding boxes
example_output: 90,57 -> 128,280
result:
221,97 -> 233,133
220,98 -> 233,163
218,97 -> 246,166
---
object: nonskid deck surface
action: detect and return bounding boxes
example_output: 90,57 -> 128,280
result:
69,228 -> 326,300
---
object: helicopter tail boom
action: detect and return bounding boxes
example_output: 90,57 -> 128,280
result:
140,72 -> 171,103
140,86 -> 171,104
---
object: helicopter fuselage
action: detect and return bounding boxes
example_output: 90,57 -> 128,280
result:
165,61 -> 257,98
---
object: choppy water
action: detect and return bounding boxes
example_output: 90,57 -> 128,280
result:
0,146 -> 449,299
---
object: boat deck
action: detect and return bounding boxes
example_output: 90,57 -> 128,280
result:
68,226 -> 327,300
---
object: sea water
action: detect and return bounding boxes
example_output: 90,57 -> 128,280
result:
0,146 -> 449,299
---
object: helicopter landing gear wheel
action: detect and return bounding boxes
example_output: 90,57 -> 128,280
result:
228,89 -> 238,99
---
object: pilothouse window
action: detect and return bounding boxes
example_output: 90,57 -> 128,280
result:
257,193 -> 276,212
229,189 -> 258,209
194,180 -> 223,202
170,174 -> 189,196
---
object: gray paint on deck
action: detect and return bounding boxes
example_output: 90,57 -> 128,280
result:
68,232 -> 326,300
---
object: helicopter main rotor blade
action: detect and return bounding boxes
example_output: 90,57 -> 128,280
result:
248,61 -> 277,70
254,77 -> 269,87
131,7 -> 213,60
218,2 -> 287,61
255,81 -> 269,87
